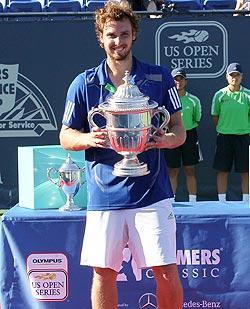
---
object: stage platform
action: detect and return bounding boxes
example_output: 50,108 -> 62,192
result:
0,201 -> 250,308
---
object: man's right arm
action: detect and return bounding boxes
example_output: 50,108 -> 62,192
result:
60,125 -> 108,151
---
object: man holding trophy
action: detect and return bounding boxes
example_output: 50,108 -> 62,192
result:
60,1 -> 186,308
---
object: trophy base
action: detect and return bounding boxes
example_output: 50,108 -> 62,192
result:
113,156 -> 150,177
59,204 -> 82,212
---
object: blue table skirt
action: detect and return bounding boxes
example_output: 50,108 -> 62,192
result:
0,201 -> 250,309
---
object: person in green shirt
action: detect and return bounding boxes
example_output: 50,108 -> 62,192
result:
211,62 -> 250,203
165,68 -> 202,202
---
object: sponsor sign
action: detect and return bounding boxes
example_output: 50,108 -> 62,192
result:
118,248 -> 221,282
27,253 -> 68,301
177,249 -> 221,279
138,293 -> 157,309
0,64 -> 57,137
155,21 -> 228,78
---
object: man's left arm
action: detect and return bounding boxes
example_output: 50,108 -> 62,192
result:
145,111 -> 186,150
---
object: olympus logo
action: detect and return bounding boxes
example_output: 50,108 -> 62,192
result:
27,253 -> 68,301
32,259 -> 63,264
0,64 -> 57,137
155,21 -> 228,78
138,293 -> 158,309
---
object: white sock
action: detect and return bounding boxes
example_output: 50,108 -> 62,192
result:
218,194 -> 226,202
189,195 -> 197,202
243,194 -> 249,203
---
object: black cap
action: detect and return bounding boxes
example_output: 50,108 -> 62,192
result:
171,68 -> 187,79
226,63 -> 242,74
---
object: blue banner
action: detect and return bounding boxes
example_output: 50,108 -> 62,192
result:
1,202 -> 250,308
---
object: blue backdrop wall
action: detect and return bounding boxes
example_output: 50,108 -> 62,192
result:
0,14 -> 249,207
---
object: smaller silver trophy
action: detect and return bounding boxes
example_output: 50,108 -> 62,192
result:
47,154 -> 85,211
88,71 -> 170,177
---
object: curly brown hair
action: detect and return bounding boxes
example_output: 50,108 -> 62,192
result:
95,1 -> 139,47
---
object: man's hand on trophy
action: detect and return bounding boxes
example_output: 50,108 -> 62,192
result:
87,127 -> 110,148
146,111 -> 186,151
145,127 -> 166,150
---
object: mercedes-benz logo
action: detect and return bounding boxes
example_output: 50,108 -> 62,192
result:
138,293 -> 158,309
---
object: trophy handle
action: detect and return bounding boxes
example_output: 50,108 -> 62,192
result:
47,167 -> 60,187
152,106 -> 170,134
88,107 -> 106,129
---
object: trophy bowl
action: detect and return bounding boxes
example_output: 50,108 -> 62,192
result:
88,71 -> 170,177
47,154 -> 85,211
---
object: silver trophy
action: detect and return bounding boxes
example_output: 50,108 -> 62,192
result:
88,71 -> 170,177
47,154 -> 85,211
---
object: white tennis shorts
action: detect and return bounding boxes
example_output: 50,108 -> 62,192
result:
80,199 -> 176,272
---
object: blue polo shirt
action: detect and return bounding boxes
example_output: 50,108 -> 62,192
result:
62,57 -> 182,211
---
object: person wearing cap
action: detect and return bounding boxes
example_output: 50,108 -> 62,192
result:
211,62 -> 250,203
164,68 -> 202,202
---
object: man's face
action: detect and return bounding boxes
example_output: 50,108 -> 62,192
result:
99,18 -> 136,61
226,72 -> 243,87
174,75 -> 187,91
